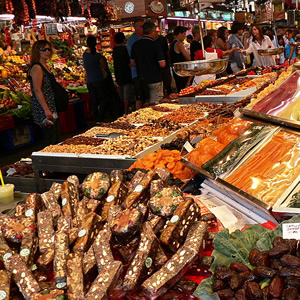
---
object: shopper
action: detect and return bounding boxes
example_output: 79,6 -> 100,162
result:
156,33 -> 172,96
190,25 -> 202,60
207,29 -> 218,48
131,21 -> 166,104
277,35 -> 286,64
216,27 -> 230,51
240,25 -> 275,67
113,32 -> 133,115
170,26 -> 191,92
28,40 -> 60,146
285,30 -> 296,62
229,22 -> 245,73
193,36 -> 237,84
127,17 -> 145,110
83,35 -> 109,124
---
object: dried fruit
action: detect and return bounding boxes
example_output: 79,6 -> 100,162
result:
212,279 -> 227,292
249,248 -> 260,266
254,251 -> 270,267
282,287 -> 298,300
268,244 -> 290,258
253,266 -> 276,278
229,262 -> 250,273
268,277 -> 284,298
229,275 -> 244,291
278,267 -> 300,277
216,288 -> 235,299
280,254 -> 300,269
215,270 -> 237,282
235,289 -> 247,300
245,281 -> 263,299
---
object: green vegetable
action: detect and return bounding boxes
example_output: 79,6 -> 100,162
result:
9,91 -> 22,105
193,215 -> 300,299
7,104 -> 32,120
171,191 -> 179,197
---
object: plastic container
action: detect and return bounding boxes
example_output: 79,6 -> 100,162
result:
0,124 -> 35,150
0,115 -> 15,131
58,103 -> 76,134
0,184 -> 14,204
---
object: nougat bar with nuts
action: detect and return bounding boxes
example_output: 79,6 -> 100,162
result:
123,222 -> 159,291
73,212 -> 102,253
4,254 -> 40,300
85,260 -> 123,300
0,270 -> 11,300
66,252 -> 84,300
160,198 -> 200,252
37,210 -> 54,254
54,230 -> 69,284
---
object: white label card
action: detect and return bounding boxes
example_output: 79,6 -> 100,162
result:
282,223 -> 300,239
234,108 -> 242,118
183,141 -> 194,153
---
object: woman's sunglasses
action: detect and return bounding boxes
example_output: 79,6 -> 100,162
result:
40,47 -> 52,52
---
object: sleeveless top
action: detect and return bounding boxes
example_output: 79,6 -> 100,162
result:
28,63 -> 57,126
170,40 -> 187,65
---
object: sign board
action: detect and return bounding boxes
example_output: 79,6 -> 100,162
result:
45,23 -> 58,36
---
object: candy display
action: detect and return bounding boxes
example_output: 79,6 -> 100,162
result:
0,170 -> 224,299
225,131 -> 300,206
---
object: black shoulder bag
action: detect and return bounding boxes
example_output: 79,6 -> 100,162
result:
32,62 -> 69,112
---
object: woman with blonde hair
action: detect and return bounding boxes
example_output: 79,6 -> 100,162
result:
28,40 -> 60,146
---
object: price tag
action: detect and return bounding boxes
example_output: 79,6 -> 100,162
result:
183,141 -> 194,153
234,108 -> 241,118
282,223 -> 300,239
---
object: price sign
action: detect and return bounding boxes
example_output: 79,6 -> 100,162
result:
282,223 -> 300,239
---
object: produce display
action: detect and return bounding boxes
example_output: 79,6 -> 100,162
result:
117,108 -> 166,124
0,171 -> 222,299
187,118 -> 252,168
251,71 -> 300,121
128,149 -> 194,180
225,130 -> 300,206
158,108 -> 205,124
195,215 -> 300,300
85,136 -> 160,156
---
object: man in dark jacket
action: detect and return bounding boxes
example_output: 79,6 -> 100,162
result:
131,21 -> 166,104
113,32 -> 133,115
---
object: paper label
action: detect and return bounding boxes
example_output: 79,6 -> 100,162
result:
78,229 -> 87,238
183,141 -> 194,153
134,185 -> 143,193
25,209 -> 33,217
170,215 -> 179,224
107,195 -> 115,203
145,257 -> 153,268
282,223 -> 300,239
3,253 -> 12,261
234,108 -> 242,118
0,291 -> 7,300
62,198 -> 67,206
20,249 -> 30,257
56,282 -> 66,289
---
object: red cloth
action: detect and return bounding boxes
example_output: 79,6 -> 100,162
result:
194,48 -> 224,60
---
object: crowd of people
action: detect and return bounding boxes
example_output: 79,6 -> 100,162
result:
29,19 -> 299,146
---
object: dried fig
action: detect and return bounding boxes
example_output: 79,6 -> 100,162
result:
239,271 -> 257,282
285,239 -> 298,255
230,262 -> 250,273
215,270 -> 237,282
254,251 -> 270,267
270,260 -> 283,270
285,276 -> 300,289
278,267 -> 300,277
280,254 -> 300,269
249,249 -> 261,266
273,236 -> 284,247
215,265 -> 229,273
253,266 -> 276,279
216,289 -> 235,299
229,275 -> 244,291
245,281 -> 263,299
212,279 -> 227,292
235,289 -> 247,300
268,244 -> 290,259
268,277 -> 284,298
282,287 -> 298,300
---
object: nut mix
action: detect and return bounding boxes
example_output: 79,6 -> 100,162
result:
87,136 -> 159,156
